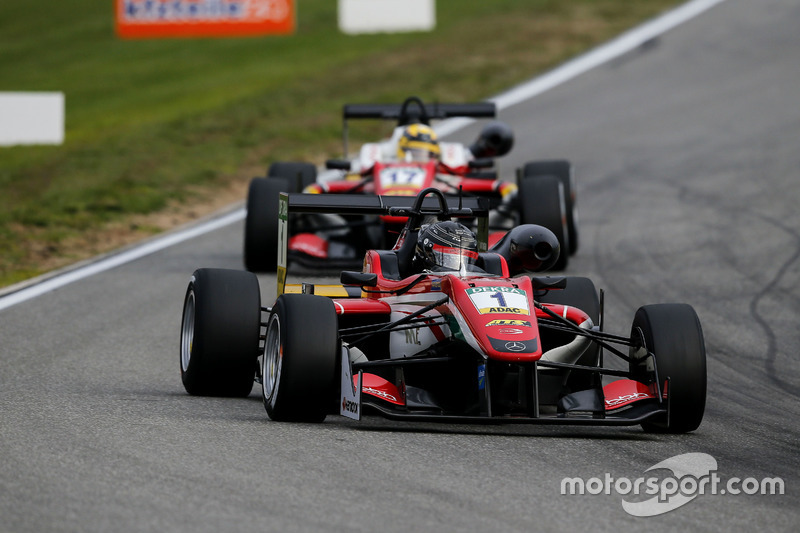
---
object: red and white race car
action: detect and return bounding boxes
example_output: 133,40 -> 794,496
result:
183,188 -> 707,433
244,96 -> 578,272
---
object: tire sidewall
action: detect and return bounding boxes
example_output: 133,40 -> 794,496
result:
180,268 -> 261,397
522,160 -> 578,255
518,174 -> 569,271
261,294 -> 339,422
244,177 -> 287,272
630,303 -> 707,433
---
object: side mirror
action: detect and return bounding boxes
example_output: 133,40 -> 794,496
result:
468,121 -> 514,159
326,159 -> 352,170
340,271 -> 378,287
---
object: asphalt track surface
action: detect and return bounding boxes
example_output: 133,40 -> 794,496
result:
1,0 -> 798,531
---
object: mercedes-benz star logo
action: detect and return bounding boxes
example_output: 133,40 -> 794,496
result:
505,341 -> 526,352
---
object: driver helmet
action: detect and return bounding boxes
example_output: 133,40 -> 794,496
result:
415,221 -> 479,272
397,123 -> 440,162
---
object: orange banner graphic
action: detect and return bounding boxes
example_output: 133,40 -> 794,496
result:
115,0 -> 295,38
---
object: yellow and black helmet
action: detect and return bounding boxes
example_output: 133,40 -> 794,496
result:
397,123 -> 440,161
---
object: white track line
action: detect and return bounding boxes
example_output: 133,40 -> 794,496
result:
0,210 -> 244,311
0,0 -> 727,312
436,0 -> 727,137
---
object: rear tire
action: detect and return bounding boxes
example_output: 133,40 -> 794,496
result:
180,268 -> 261,397
268,162 -> 317,193
629,304 -> 706,433
518,174 -> 569,271
244,177 -> 287,272
262,294 -> 339,422
522,160 -> 578,255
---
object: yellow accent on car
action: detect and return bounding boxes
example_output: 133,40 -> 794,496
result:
284,284 -> 353,297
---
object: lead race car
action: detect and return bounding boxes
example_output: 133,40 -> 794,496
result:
182,188 -> 706,433
244,96 -> 578,273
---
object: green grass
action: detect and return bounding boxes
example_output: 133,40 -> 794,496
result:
0,0 -> 682,287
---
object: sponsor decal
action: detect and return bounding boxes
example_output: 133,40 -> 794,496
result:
342,397 -> 359,414
404,328 -> 421,346
363,386 -> 397,403
276,192 -> 288,296
605,392 -> 652,407
486,319 -> 531,327
477,364 -> 486,391
498,328 -> 524,335
467,286 -> 530,315
484,307 -> 529,315
504,341 -> 526,352
339,347 -> 361,420
467,286 -> 526,294
487,336 -> 537,354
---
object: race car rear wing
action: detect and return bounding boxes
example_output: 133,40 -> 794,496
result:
343,102 -> 496,122
340,97 -> 496,157
276,192 -> 491,297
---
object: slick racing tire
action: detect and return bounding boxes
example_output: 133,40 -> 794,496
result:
262,294 -> 339,422
521,160 -> 578,255
244,177 -> 287,272
180,268 -> 261,397
518,173 -> 569,271
537,277 -> 600,392
629,304 -> 707,433
268,161 -> 317,193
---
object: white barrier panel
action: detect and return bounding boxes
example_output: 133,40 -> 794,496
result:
338,0 -> 435,34
0,92 -> 65,146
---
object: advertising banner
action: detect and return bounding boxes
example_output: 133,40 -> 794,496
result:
116,0 -> 295,38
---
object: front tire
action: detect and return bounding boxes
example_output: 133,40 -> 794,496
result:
180,268 -> 261,397
629,304 -> 707,433
262,294 -> 339,422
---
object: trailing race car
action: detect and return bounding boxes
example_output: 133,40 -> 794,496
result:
244,96 -> 578,273
181,188 -> 707,433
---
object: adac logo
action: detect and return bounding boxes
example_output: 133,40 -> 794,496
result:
480,307 -> 529,315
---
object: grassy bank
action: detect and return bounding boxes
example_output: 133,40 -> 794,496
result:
0,0 -> 681,288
